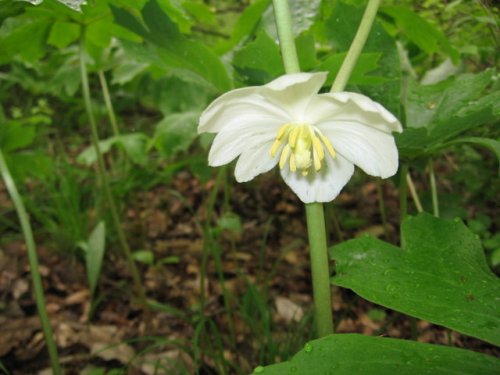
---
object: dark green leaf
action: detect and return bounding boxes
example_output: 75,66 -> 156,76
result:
316,52 -> 390,86
324,2 -> 401,116
398,69 -> 499,159
380,6 -> 458,60
111,0 -> 231,92
330,213 -> 500,345
215,0 -> 271,54
233,31 -> 284,84
254,334 -> 499,375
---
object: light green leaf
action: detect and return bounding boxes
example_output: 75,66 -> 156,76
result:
153,111 -> 200,158
76,133 -> 149,166
86,221 -> 106,298
0,121 -> 36,152
132,249 -> 154,265
47,20 -> 80,49
330,213 -> 500,346
254,334 -> 499,374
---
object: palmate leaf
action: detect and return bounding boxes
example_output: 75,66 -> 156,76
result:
110,0 -> 231,92
329,214 -> 500,346
253,334 -> 499,375
397,69 -> 499,159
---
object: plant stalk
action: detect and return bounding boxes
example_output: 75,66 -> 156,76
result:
79,29 -> 148,309
98,70 -> 120,137
429,159 -> 439,217
305,203 -> 335,337
272,0 -> 300,73
0,150 -> 62,375
330,0 -> 381,93
273,0 -> 333,337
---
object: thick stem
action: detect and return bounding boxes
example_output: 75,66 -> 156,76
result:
330,0 -> 381,93
0,150 -> 62,375
273,0 -> 333,337
79,29 -> 148,309
272,0 -> 300,74
429,159 -> 439,217
306,203 -> 334,337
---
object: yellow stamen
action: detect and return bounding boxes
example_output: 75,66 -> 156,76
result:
289,153 -> 297,172
270,123 -> 336,175
279,144 -> 291,169
318,133 -> 336,157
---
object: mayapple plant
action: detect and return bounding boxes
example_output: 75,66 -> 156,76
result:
198,0 -> 401,340
197,0 -> 500,373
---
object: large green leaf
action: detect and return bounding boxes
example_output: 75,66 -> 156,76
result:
397,69 -> 499,159
253,334 -> 499,375
329,213 -> 500,346
111,0 -> 231,92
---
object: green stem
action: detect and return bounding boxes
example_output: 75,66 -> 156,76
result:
79,29 -> 148,309
399,163 -> 409,224
0,150 -> 62,375
306,203 -> 334,337
429,159 -> 439,217
98,70 -> 120,137
376,178 -> 391,241
330,0 -> 381,93
272,0 -> 300,74
273,0 -> 333,337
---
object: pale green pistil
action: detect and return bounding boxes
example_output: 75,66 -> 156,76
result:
270,123 -> 336,176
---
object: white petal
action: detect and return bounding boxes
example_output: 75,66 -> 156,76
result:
234,139 -> 280,182
199,87 -> 289,133
280,154 -> 355,203
307,92 -> 402,133
262,72 -> 328,121
320,122 -> 399,178
208,125 -> 277,166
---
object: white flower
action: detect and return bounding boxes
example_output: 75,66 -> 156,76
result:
198,72 -> 402,203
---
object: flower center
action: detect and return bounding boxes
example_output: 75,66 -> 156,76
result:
270,123 -> 336,176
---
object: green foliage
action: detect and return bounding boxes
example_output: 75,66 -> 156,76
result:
111,0 -> 231,92
253,334 -> 500,374
330,213 -> 500,346
84,221 -> 106,298
397,69 -> 499,159
323,1 -> 401,116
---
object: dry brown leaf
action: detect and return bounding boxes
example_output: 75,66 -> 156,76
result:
275,296 -> 304,323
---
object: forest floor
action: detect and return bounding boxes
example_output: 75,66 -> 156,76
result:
0,170 -> 498,374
